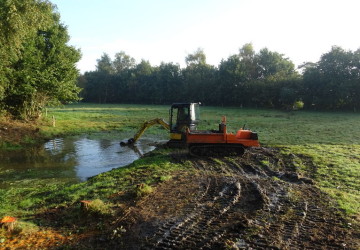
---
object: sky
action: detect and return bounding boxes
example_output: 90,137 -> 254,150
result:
51,0 -> 360,73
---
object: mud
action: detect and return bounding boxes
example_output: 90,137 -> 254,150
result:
104,147 -> 359,249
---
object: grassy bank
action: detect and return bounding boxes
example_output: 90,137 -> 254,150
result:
1,103 -> 359,228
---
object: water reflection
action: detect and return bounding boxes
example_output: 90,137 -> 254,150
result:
0,135 -> 156,187
44,136 -> 156,181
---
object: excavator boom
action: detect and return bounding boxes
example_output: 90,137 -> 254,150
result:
120,118 -> 170,145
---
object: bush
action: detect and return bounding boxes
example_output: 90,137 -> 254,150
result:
293,100 -> 304,110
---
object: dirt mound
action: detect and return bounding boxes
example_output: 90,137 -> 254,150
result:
109,148 -> 358,249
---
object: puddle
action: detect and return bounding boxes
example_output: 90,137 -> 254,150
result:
0,134 -> 159,187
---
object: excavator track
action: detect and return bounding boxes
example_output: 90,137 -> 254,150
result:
189,144 -> 245,157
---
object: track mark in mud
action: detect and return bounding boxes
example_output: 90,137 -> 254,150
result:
147,177 -> 246,249
140,174 -> 273,249
112,148 -> 358,249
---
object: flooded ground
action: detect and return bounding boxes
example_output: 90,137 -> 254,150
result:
0,134 -> 157,187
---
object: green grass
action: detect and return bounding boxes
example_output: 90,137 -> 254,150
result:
281,144 -> 360,215
40,103 -> 170,138
85,199 -> 113,216
42,104 -> 360,144
0,148 -> 187,217
1,103 -> 359,220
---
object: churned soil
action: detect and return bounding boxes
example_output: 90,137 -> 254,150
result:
1,147 -> 359,249
108,148 -> 359,249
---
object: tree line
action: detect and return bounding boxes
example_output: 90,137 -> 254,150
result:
0,0 -> 80,120
1,1 -> 359,122
79,45 -> 360,111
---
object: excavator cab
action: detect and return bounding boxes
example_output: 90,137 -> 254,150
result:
169,103 -> 200,141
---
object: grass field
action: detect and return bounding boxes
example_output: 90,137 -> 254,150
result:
1,103 -> 359,229
41,103 -> 360,216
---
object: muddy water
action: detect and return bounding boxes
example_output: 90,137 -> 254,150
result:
0,135 -> 157,187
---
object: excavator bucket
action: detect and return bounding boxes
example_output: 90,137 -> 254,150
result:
120,138 -> 135,146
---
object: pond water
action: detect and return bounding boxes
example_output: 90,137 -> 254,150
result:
0,134 -> 158,188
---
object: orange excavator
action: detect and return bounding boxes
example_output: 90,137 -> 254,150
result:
121,103 -> 260,156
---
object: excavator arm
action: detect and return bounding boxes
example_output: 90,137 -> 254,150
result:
121,118 -> 170,146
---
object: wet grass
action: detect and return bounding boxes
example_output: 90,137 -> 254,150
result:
1,103 -> 359,224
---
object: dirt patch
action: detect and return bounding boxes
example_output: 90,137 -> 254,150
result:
1,147 -> 359,249
0,120 -> 40,146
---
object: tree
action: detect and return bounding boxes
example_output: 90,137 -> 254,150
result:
89,53 -> 114,103
1,2 -> 81,119
96,53 -> 114,74
185,48 -> 207,66
132,60 -> 154,103
302,46 -> 360,110
238,43 -> 257,81
218,55 -> 246,105
255,48 -> 296,80
152,62 -> 182,103
113,51 -> 136,73
0,0 -> 53,105
218,44 -> 298,107
183,49 -> 217,103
